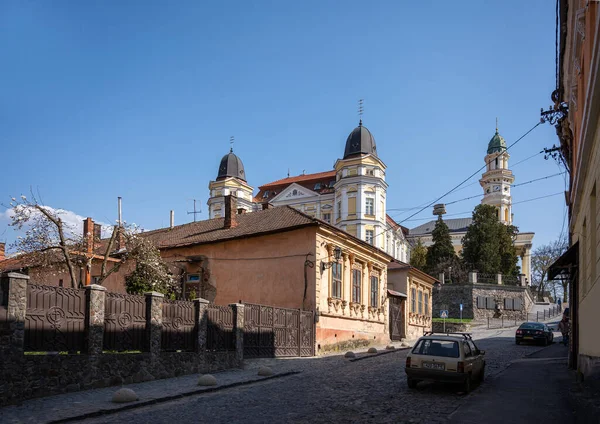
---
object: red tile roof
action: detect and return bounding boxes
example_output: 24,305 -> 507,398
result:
258,170 -> 336,189
140,206 -> 318,249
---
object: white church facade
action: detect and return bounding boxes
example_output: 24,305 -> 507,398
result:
206,120 -> 411,263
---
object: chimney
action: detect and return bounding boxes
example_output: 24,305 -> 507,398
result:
224,194 -> 238,229
237,208 -> 246,214
0,242 -> 5,261
83,217 -> 94,253
170,210 -> 174,229
118,197 -> 122,226
262,203 -> 273,210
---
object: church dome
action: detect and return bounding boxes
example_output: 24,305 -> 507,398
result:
487,129 -> 507,154
343,120 -> 378,159
217,149 -> 246,181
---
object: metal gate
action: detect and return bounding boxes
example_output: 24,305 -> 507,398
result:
243,303 -> 314,358
389,297 -> 405,341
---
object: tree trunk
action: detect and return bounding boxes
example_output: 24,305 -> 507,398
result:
100,225 -> 118,282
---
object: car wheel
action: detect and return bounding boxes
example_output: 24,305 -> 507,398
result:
463,374 -> 472,393
407,378 -> 418,389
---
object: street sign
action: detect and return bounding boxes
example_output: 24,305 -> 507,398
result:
459,304 -> 463,311
440,310 -> 449,319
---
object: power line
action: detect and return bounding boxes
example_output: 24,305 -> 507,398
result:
371,122 -> 542,240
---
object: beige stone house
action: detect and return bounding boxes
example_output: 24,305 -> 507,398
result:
387,261 -> 437,341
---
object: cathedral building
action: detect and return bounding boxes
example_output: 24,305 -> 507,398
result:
408,125 -> 534,282
206,120 -> 411,263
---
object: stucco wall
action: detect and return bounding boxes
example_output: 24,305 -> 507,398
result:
160,227 -> 317,310
388,268 -> 433,341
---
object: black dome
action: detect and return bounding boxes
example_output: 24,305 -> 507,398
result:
343,120 -> 377,159
217,149 -> 246,181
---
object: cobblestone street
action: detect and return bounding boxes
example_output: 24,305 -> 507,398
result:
80,329 -> 551,424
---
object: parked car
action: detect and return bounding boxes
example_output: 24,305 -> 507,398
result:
515,322 -> 554,346
405,332 -> 486,393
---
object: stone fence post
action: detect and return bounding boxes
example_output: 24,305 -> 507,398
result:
468,272 -> 477,284
518,274 -> 527,287
145,292 -> 164,355
194,298 -> 210,352
85,284 -> 106,355
0,272 -> 29,356
230,303 -> 244,363
496,274 -> 503,285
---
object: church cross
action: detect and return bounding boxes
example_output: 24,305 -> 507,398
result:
230,136 -> 234,152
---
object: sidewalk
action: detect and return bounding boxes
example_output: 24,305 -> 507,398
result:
448,343 -> 575,423
0,344 -> 396,424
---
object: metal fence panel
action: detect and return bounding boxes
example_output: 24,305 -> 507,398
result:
206,305 -> 235,351
162,300 -> 196,351
25,284 -> 86,352
103,293 -> 146,352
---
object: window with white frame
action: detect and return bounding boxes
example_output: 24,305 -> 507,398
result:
365,230 -> 374,245
365,198 -> 374,215
418,290 -> 423,315
322,213 -> 331,223
411,287 -> 417,313
424,292 -> 429,314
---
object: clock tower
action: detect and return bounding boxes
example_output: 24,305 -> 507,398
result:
479,124 -> 514,224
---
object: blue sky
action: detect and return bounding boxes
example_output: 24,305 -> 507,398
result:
0,0 -> 565,251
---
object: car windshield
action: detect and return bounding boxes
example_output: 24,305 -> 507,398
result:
412,339 -> 460,358
519,323 -> 545,330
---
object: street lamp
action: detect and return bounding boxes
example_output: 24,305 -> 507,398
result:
321,246 -> 342,272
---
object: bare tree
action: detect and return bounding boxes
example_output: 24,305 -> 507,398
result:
531,240 -> 568,301
4,194 -> 176,293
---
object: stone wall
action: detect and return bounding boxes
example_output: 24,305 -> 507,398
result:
432,283 -> 528,323
0,273 -> 243,406
472,284 -> 527,321
432,285 -> 473,319
0,350 -> 238,406
432,322 -> 471,333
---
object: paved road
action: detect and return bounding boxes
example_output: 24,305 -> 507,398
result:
83,330 -> 551,424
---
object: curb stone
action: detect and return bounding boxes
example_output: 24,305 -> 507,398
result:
349,347 -> 408,362
47,371 -> 301,424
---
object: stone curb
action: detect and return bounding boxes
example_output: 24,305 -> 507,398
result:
48,371 -> 301,423
349,347 -> 409,362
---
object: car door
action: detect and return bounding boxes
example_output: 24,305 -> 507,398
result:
462,341 -> 475,374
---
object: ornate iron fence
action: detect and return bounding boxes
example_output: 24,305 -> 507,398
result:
103,293 -> 146,352
477,273 -> 497,284
24,284 -> 86,352
162,299 -> 196,351
206,304 -> 235,351
243,303 -> 314,358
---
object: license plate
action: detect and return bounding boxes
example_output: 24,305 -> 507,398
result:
423,362 -> 445,370
524,336 -> 534,340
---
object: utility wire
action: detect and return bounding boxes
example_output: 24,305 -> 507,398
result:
371,122 -> 542,240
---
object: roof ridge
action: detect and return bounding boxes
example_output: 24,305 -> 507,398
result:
259,170 -> 336,189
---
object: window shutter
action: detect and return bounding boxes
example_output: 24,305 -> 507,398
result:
476,296 -> 485,309
514,298 -> 522,310
504,298 -> 514,310
486,297 -> 495,310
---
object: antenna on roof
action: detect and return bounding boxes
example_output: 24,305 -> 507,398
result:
358,99 -> 364,125
287,168 -> 290,178
495,117 -> 499,133
230,136 -> 234,152
187,199 -> 202,222
302,169 -> 306,175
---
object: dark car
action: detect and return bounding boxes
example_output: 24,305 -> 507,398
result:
516,322 -> 554,346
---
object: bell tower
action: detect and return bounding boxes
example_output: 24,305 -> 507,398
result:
479,121 -> 514,224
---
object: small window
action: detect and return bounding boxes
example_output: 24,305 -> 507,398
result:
365,198 -> 374,215
332,262 -> 342,299
367,169 -> 374,176
418,291 -> 423,315
463,342 -> 472,357
365,230 -> 374,244
187,274 -> 200,282
262,191 -> 270,198
424,293 -> 429,314
322,213 -> 331,223
314,183 -> 322,190
337,201 -> 342,220
59,279 -> 63,287
411,288 -> 417,313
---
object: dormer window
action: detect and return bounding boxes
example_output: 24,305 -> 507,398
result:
314,183 -> 322,190
329,180 -> 336,188
263,191 -> 270,198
